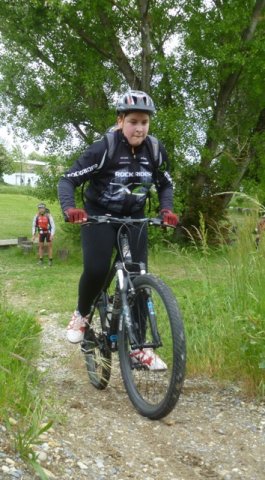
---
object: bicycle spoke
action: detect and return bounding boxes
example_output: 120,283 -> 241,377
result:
119,274 -> 186,419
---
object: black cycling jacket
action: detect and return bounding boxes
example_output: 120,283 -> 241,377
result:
58,130 -> 174,216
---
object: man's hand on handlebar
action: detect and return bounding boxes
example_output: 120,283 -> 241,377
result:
160,209 -> 179,227
64,208 -> 88,223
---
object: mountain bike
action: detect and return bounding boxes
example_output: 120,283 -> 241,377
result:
80,215 -> 186,420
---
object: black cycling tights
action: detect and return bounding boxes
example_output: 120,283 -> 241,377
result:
78,222 -> 147,316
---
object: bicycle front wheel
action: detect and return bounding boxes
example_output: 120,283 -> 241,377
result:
118,274 -> 186,420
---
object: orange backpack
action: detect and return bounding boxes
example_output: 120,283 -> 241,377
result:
36,214 -> 50,232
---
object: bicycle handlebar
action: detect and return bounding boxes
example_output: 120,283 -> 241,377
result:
64,213 -> 176,228
82,215 -> 175,228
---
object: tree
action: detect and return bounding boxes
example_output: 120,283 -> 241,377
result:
179,0 -> 265,229
1,1 -> 265,236
0,142 -> 14,180
0,0 -> 183,144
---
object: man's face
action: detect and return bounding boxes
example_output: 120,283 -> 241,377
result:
38,207 -> 45,215
118,111 -> 150,147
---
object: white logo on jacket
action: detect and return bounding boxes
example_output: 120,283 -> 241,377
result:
115,171 -> 152,178
66,164 -> 99,177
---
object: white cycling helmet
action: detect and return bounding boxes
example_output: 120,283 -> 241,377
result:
116,90 -> 155,115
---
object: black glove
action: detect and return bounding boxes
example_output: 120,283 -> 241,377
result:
64,208 -> 88,223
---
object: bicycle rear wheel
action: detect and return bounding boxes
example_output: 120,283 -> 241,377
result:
83,295 -> 111,390
118,274 -> 186,419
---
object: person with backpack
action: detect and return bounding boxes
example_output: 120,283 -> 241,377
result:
58,90 -> 178,369
32,203 -> 55,266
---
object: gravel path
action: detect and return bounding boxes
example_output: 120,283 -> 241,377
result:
1,312 -> 265,480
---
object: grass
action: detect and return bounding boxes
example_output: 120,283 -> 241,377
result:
0,244 -> 82,316
0,191 -> 63,239
0,303 -> 52,478
0,185 -> 264,407
0,305 -> 41,416
0,186 -> 79,316
152,213 -> 265,398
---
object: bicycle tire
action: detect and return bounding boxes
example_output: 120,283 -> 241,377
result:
84,296 -> 111,390
118,273 -> 186,419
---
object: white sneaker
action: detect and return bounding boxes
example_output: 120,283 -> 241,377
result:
67,310 -> 87,343
129,348 -> 167,371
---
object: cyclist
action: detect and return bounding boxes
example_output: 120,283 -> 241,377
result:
32,203 -> 55,266
58,90 -> 178,369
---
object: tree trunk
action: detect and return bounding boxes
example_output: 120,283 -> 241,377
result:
138,0 -> 152,92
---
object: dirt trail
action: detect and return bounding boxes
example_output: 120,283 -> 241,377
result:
1,303 -> 265,480
4,310 -> 265,480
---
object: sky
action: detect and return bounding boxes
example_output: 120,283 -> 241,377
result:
0,125 -> 46,155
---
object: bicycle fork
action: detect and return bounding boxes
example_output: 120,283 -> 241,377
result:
116,263 -> 138,347
115,268 -> 162,350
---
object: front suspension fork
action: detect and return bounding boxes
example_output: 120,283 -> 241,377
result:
116,263 -> 138,347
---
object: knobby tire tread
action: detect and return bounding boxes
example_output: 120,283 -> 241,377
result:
118,273 -> 186,420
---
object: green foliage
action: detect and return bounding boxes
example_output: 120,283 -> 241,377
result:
223,220 -> 265,392
179,1 -> 265,227
0,304 -> 41,417
2,1 -> 265,230
32,147 -> 84,205
0,302 -> 53,476
166,212 -> 264,397
33,159 -> 63,203
15,413 -> 53,461
0,142 -> 14,179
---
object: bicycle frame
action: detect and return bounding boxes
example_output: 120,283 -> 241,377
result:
83,216 -> 164,350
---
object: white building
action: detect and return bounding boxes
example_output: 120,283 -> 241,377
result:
3,159 -> 47,187
3,172 -> 39,186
